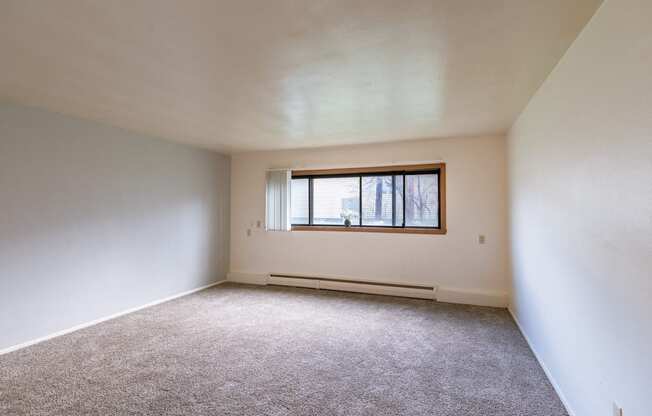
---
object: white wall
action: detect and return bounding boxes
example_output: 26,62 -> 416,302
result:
230,135 -> 509,303
0,103 -> 230,351
507,0 -> 651,414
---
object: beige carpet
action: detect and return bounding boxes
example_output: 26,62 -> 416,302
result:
0,283 -> 566,415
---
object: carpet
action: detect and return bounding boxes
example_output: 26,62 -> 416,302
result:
0,283 -> 567,415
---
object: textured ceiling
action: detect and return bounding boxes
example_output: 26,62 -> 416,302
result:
0,0 -> 602,153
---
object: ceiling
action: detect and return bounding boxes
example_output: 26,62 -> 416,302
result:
0,0 -> 602,153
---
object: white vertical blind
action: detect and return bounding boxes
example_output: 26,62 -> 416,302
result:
266,170 -> 291,231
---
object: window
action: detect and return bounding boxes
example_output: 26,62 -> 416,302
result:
313,177 -> 360,225
290,164 -> 446,234
405,173 -> 439,228
362,176 -> 393,226
290,178 -> 309,225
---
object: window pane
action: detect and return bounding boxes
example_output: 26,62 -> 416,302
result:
290,178 -> 309,225
313,177 -> 360,225
394,175 -> 404,226
405,174 -> 439,227
362,176 -> 393,226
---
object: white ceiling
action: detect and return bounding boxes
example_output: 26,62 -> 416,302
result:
0,0 -> 602,153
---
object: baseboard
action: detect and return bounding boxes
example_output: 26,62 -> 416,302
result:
226,272 -> 269,285
0,280 -> 227,356
508,307 -> 575,416
436,287 -> 508,307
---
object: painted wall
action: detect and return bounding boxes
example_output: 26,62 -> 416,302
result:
230,135 -> 509,303
0,103 -> 230,350
507,0 -> 651,414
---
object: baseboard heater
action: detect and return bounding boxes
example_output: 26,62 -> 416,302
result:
268,273 -> 435,300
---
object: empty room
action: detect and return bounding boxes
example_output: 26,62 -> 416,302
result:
1,1 -> 649,415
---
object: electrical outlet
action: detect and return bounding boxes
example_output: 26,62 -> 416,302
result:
478,235 -> 486,244
246,229 -> 252,237
613,402 -> 623,416
256,220 -> 262,228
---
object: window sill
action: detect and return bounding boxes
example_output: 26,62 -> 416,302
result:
291,225 -> 447,235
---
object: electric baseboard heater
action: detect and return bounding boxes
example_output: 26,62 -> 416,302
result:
268,273 -> 436,300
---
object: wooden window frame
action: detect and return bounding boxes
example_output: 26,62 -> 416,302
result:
291,163 -> 446,235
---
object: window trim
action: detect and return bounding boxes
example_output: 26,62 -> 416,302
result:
291,163 -> 446,235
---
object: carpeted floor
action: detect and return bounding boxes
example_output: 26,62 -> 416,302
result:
0,283 -> 567,416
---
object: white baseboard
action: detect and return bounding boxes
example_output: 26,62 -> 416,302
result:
436,287 -> 508,307
0,280 -> 227,356
227,272 -> 269,285
508,308 -> 575,416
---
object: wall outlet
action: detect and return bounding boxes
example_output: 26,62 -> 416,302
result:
613,402 -> 623,416
478,235 -> 486,244
256,220 -> 262,228
246,229 -> 252,237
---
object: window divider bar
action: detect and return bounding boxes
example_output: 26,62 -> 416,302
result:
358,176 -> 362,227
391,175 -> 396,227
402,174 -> 406,227
437,171 -> 441,229
308,177 -> 313,226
